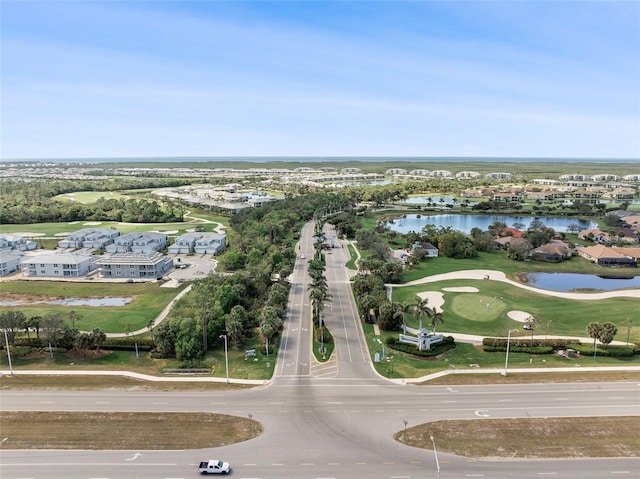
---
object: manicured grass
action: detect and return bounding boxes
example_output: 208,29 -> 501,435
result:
345,244 -> 358,270
0,281 -> 188,333
401,250 -> 638,284
54,191 -> 130,203
0,411 -> 261,450
398,416 -> 640,458
392,278 -> 640,343
0,220 -> 194,236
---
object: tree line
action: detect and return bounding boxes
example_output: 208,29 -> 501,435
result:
0,178 -> 190,224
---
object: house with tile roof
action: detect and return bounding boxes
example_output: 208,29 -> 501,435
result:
576,244 -> 637,267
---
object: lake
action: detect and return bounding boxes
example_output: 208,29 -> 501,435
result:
387,214 -> 597,234
523,272 -> 640,292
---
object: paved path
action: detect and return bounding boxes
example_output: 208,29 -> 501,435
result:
104,284 -> 192,338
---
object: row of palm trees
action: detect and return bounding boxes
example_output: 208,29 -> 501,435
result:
308,222 -> 332,329
393,296 -> 444,334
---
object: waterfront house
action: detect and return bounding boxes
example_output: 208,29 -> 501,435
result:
576,244 -> 637,267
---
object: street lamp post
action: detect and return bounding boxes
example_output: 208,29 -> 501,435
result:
430,435 -> 440,479
3,329 -> 13,376
219,334 -> 229,384
503,328 -> 518,377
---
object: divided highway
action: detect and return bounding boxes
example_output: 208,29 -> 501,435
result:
1,222 -> 638,478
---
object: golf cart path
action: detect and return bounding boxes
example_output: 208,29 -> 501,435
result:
392,269 -> 640,301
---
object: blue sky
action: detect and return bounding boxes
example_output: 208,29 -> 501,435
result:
2,0 -> 639,159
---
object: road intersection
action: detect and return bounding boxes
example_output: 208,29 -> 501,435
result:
1,221 -> 639,478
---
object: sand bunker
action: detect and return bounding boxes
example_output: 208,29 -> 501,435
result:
54,232 -> 72,236
416,291 -> 444,312
11,232 -> 45,237
507,310 -> 532,322
83,221 -> 102,225
442,286 -> 479,293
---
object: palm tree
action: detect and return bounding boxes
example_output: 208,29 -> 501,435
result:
587,322 -> 603,358
393,302 -> 412,333
428,309 -> 444,334
412,296 -> 434,332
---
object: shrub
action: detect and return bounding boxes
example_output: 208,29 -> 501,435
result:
571,343 -> 635,358
386,335 -> 455,358
483,337 -> 580,353
103,338 -> 155,351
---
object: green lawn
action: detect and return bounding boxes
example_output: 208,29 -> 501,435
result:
392,277 -> 640,343
54,191 -> 131,203
0,281 -> 188,333
401,250 -> 639,284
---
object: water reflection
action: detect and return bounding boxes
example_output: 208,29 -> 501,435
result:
524,272 -> 640,292
388,214 -> 597,234
0,297 -> 132,307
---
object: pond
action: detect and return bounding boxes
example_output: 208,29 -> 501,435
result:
404,195 -> 459,205
523,272 -> 640,292
387,214 -> 597,234
0,297 -> 132,307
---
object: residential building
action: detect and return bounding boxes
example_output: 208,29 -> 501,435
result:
95,252 -> 173,279
411,241 -> 439,257
0,234 -> 37,252
0,252 -> 22,276
576,244 -> 637,267
530,241 -> 573,262
105,232 -> 167,254
168,232 -> 226,254
20,252 -> 96,277
57,228 -> 119,249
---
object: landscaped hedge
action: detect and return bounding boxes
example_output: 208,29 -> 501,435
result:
386,335 -> 456,357
103,338 -> 155,351
483,337 -> 581,353
483,338 -> 636,357
570,343 -> 635,358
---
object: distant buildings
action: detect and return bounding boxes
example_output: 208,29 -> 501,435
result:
0,234 -> 37,252
105,232 -> 167,254
57,228 -> 119,249
168,232 -> 226,254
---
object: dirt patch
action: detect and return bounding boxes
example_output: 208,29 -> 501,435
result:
0,411 -> 261,450
397,416 -> 640,458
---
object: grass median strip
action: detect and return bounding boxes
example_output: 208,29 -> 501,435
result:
397,416 -> 640,458
0,411 -> 261,450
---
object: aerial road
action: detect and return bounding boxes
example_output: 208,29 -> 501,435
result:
1,222 -> 638,478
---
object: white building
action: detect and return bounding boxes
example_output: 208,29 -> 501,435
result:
0,234 -> 37,252
95,252 -> 173,279
105,232 -> 167,254
20,252 -> 96,277
58,228 -> 119,249
485,172 -> 513,180
455,171 -> 482,179
0,252 -> 23,276
168,233 -> 227,254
